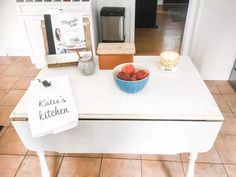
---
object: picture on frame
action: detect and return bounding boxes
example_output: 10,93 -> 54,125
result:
44,13 -> 86,55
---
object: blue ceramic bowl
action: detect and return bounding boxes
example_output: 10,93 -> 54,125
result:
113,63 -> 149,93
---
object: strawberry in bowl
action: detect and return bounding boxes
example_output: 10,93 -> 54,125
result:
113,63 -> 149,93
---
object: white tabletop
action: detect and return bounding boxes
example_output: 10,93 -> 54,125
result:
11,56 -> 223,121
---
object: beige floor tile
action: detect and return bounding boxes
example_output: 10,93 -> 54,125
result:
220,112 -> 236,135
224,164 -> 236,177
142,160 -> 184,177
0,127 -> 27,155
100,158 -> 141,177
57,157 -> 101,177
0,106 -> 15,126
0,65 -> 9,74
142,154 -> 180,161
0,76 -> 19,90
27,150 -> 63,157
2,65 -> 30,77
215,135 -> 236,164
16,156 -> 62,177
23,65 -> 40,77
14,57 -> 32,66
215,81 -> 236,95
0,155 -> 24,177
180,146 -> 221,163
13,76 -> 34,90
0,57 -> 16,65
103,153 -> 141,159
64,153 -> 102,158
0,90 -> 8,100
0,90 -> 25,106
204,80 -> 221,94
212,94 -> 231,112
223,94 -> 236,113
183,163 -> 227,177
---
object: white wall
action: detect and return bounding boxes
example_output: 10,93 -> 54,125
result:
0,0 -> 30,56
96,0 -> 135,42
188,0 -> 236,80
0,0 -> 135,57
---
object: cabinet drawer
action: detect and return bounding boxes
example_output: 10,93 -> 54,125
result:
17,3 -> 91,16
12,120 -> 222,154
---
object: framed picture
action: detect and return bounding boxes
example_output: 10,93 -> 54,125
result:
44,13 -> 86,54
42,13 -> 93,67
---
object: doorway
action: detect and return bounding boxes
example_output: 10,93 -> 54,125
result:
135,0 -> 189,55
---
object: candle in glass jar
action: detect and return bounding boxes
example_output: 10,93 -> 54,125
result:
160,51 -> 179,72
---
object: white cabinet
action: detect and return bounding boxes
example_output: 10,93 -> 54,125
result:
16,1 -> 98,68
24,18 -> 45,67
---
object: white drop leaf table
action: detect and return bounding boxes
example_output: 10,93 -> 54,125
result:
10,56 -> 223,177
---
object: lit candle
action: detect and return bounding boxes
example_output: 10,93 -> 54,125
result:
160,51 -> 180,72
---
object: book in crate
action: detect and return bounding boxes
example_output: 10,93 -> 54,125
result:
44,12 -> 86,55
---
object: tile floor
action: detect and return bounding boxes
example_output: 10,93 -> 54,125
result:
0,57 -> 236,177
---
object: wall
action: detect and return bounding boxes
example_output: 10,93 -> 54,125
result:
0,0 -> 30,56
96,0 -> 135,42
0,0 -> 135,57
187,0 -> 236,80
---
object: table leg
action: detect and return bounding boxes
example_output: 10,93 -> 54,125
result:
37,151 -> 50,177
186,152 -> 198,177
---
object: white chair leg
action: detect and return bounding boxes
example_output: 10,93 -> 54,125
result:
37,151 -> 50,177
186,152 -> 198,177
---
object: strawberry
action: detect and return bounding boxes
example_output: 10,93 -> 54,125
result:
116,71 -> 131,81
135,70 -> 148,80
121,64 -> 135,76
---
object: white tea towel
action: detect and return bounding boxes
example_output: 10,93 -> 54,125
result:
28,76 -> 78,138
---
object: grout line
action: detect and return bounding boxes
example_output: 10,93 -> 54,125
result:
141,158 -> 183,163
140,158 -> 143,177
214,143 -> 230,177
0,126 -> 10,140
14,150 -> 28,177
102,156 -> 141,161
220,94 -> 234,113
223,163 -> 230,177
0,89 -> 10,101
0,152 -> 28,156
180,160 -> 186,176
0,64 -> 11,75
97,155 -> 103,177
63,154 -> 102,159
55,154 -> 64,177
26,154 -> 64,157
219,133 -> 236,136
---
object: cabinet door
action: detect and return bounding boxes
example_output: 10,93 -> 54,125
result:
25,20 -> 46,68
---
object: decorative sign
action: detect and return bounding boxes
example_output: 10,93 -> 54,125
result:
28,76 -> 78,138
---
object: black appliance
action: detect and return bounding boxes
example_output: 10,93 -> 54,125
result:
229,59 -> 236,90
135,0 -> 158,28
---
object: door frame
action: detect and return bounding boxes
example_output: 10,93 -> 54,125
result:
132,0 -> 202,56
181,0 -> 203,55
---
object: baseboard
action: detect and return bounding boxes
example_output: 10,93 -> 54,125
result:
0,48 -> 30,56
0,50 -> 7,56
